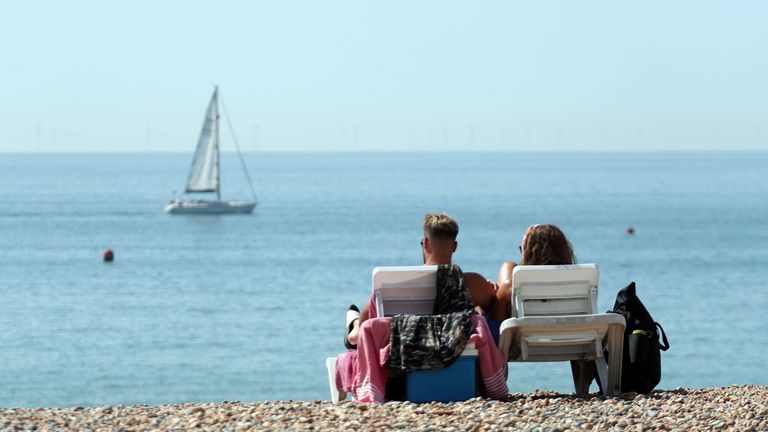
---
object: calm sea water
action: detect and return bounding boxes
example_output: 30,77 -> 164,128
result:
0,152 -> 766,407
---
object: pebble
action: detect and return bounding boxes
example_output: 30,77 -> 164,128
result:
0,385 -> 765,431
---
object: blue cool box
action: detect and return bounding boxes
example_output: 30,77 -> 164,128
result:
405,347 -> 478,403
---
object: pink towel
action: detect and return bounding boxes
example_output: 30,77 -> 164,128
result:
348,314 -> 509,403
334,295 -> 379,392
351,317 -> 393,403
468,315 -> 509,400
335,349 -> 358,392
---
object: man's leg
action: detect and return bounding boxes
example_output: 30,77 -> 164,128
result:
347,302 -> 370,347
344,305 -> 360,349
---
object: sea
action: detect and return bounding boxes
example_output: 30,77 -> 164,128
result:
0,152 -> 766,408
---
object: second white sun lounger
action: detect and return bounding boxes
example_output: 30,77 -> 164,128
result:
498,264 -> 626,396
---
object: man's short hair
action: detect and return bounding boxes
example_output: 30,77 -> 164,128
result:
423,213 -> 459,241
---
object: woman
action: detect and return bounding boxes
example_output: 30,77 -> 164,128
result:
485,224 -> 576,333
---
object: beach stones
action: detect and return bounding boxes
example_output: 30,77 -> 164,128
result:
0,385 -> 765,431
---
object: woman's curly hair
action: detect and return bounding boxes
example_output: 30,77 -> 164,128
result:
521,224 -> 576,265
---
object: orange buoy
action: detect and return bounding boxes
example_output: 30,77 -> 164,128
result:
103,248 -> 114,262
626,226 -> 635,235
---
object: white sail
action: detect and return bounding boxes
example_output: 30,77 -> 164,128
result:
185,88 -> 220,194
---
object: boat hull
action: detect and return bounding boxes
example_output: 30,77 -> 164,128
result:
164,200 -> 256,214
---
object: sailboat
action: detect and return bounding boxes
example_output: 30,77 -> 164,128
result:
164,86 -> 257,214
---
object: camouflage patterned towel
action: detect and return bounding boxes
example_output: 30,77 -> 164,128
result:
432,263 -> 474,314
387,264 -> 475,377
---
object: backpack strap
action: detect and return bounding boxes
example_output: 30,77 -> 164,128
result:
655,322 -> 670,351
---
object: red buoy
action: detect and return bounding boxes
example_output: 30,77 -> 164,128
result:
626,226 -> 635,235
103,248 -> 114,262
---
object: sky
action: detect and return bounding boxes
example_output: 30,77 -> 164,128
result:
1,1 -> 767,152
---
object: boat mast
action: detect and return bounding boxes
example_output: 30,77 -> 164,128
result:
214,86 -> 221,202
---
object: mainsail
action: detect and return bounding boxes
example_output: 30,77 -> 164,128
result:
185,88 -> 220,196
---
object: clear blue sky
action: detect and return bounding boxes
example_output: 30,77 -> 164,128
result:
1,1 -> 766,152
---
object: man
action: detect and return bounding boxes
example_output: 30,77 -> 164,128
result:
334,212 -> 500,401
344,212 -> 497,348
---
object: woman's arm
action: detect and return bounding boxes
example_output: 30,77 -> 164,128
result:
491,261 -> 517,321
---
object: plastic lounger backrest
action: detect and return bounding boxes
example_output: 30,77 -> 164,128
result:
512,264 -> 599,317
372,265 -> 438,317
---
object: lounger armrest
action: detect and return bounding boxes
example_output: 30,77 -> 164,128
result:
498,313 -> 626,362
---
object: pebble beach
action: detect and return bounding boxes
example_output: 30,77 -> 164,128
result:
0,385 -> 765,431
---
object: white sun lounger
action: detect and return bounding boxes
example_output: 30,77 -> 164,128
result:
498,264 -> 626,396
372,265 -> 439,316
327,265 -> 477,403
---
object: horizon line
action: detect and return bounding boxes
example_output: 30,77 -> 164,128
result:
2,149 -> 766,155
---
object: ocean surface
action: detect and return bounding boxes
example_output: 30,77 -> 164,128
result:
0,152 -> 766,408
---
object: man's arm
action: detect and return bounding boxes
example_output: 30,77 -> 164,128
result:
464,272 -> 497,314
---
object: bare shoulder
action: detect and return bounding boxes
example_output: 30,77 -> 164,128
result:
497,261 -> 519,285
464,271 -> 493,287
464,271 -> 496,311
500,260 -> 518,269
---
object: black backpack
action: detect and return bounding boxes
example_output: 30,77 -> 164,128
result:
609,282 -> 670,393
